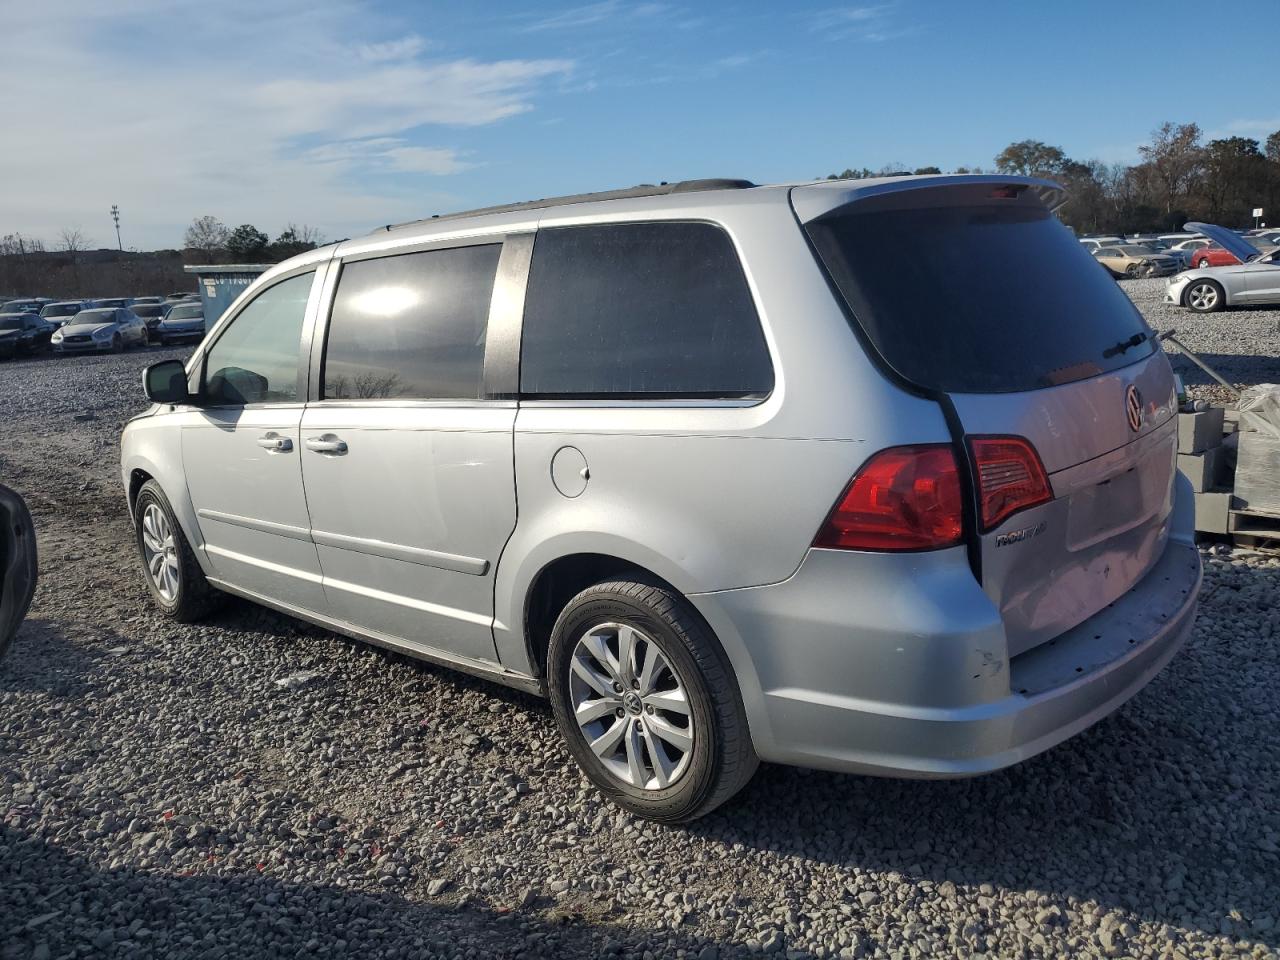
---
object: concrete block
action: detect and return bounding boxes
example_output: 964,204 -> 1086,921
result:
1235,431 -> 1280,515
1177,446 -> 1224,493
1177,408 -> 1225,454
1194,491 -> 1232,535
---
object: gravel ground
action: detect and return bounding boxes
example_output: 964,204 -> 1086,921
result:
2,293 -> 1279,960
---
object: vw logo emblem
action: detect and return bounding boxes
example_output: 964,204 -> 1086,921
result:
1125,385 -> 1143,432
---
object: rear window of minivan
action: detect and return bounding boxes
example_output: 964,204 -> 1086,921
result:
806,201 -> 1156,394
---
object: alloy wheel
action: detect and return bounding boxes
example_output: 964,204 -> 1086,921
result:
141,503 -> 180,601
1187,283 -> 1219,311
567,622 -> 695,790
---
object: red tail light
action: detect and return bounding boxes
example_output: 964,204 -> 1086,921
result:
814,445 -> 964,552
969,436 -> 1052,531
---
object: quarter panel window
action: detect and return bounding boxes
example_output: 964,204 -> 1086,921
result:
322,244 -> 501,401
519,222 -> 773,398
203,271 -> 314,405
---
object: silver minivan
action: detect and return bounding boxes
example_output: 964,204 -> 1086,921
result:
122,175 -> 1201,822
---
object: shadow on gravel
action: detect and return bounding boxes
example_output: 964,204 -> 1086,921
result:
0,825 -> 721,960
691,705 -> 1277,950
1166,349 -> 1280,388
0,618 -> 110,697
207,595 -> 546,711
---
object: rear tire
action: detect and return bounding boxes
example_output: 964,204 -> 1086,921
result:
1195,257 -> 1210,269
133,480 -> 220,622
547,577 -> 758,823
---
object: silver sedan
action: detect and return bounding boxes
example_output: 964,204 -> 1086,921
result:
1165,222 -> 1280,313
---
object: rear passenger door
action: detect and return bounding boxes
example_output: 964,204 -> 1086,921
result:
299,236 -> 528,666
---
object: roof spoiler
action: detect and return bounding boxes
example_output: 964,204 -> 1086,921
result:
790,175 -> 1067,224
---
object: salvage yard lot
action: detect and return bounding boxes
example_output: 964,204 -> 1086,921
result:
2,284 -> 1278,959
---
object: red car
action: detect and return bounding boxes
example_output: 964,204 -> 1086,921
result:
1188,239 -> 1275,268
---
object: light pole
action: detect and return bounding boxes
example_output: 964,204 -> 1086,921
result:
110,205 -> 122,250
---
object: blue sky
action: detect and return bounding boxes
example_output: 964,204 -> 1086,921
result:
5,0 -> 1279,249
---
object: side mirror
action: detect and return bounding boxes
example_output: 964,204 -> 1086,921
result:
144,358 -> 191,404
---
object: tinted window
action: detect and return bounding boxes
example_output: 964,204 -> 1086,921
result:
203,271 -> 313,405
519,222 -> 773,398
322,245 -> 501,400
806,199 -> 1156,394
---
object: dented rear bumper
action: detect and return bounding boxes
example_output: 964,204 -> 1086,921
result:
690,476 -> 1201,778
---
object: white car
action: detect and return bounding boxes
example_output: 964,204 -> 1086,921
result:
1077,236 -> 1124,253
51,307 -> 149,352
1165,222 -> 1280,313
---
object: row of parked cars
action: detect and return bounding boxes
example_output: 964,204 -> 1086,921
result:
1080,228 -> 1280,279
0,293 -> 207,359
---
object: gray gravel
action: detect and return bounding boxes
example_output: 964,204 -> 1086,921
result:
1124,277 -> 1280,403
2,298 -> 1279,959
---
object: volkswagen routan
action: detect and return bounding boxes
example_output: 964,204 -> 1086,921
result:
122,175 -> 1201,822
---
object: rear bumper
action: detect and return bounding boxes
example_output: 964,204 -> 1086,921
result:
691,483 -> 1201,778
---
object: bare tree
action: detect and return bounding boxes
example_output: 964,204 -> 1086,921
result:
59,228 -> 91,254
1137,122 -> 1204,214
287,223 -> 325,245
183,215 -> 229,261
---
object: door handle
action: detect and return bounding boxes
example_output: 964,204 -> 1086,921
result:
256,433 -> 293,452
305,435 -> 348,455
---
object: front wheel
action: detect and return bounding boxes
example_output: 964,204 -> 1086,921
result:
1185,279 -> 1225,313
133,480 -> 220,621
547,578 -> 757,823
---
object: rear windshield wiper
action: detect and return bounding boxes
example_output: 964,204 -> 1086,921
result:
1102,331 -> 1150,359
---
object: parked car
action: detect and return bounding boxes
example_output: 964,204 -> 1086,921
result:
0,313 -> 53,358
130,302 -> 170,339
1166,221 -> 1280,312
165,291 -> 199,302
1092,244 -> 1180,278
1077,236 -> 1125,253
154,302 -> 206,345
131,296 -> 166,306
122,175 -> 1200,822
0,298 -> 52,315
1191,238 -> 1279,268
0,482 -> 38,660
52,307 -> 148,352
39,300 -> 87,328
93,297 -> 133,309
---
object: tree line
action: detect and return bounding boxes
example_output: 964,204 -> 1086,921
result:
182,217 -> 324,263
827,121 -> 1280,234
0,219 -> 324,297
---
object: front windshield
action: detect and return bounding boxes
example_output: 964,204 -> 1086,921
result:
167,305 -> 203,320
42,303 -> 81,317
74,310 -> 116,325
0,316 -> 22,331
132,305 -> 164,317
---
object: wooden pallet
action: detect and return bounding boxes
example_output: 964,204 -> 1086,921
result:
1229,507 -> 1280,552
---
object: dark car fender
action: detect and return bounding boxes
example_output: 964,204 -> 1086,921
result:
0,483 -> 38,658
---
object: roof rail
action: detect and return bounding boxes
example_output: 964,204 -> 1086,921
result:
372,178 -> 757,234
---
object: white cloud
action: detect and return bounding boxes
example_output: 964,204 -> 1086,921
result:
1211,117 -> 1280,140
521,1 -> 670,32
357,35 -> 430,62
808,5 -> 915,42
0,1 -> 571,249
303,140 -> 472,176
